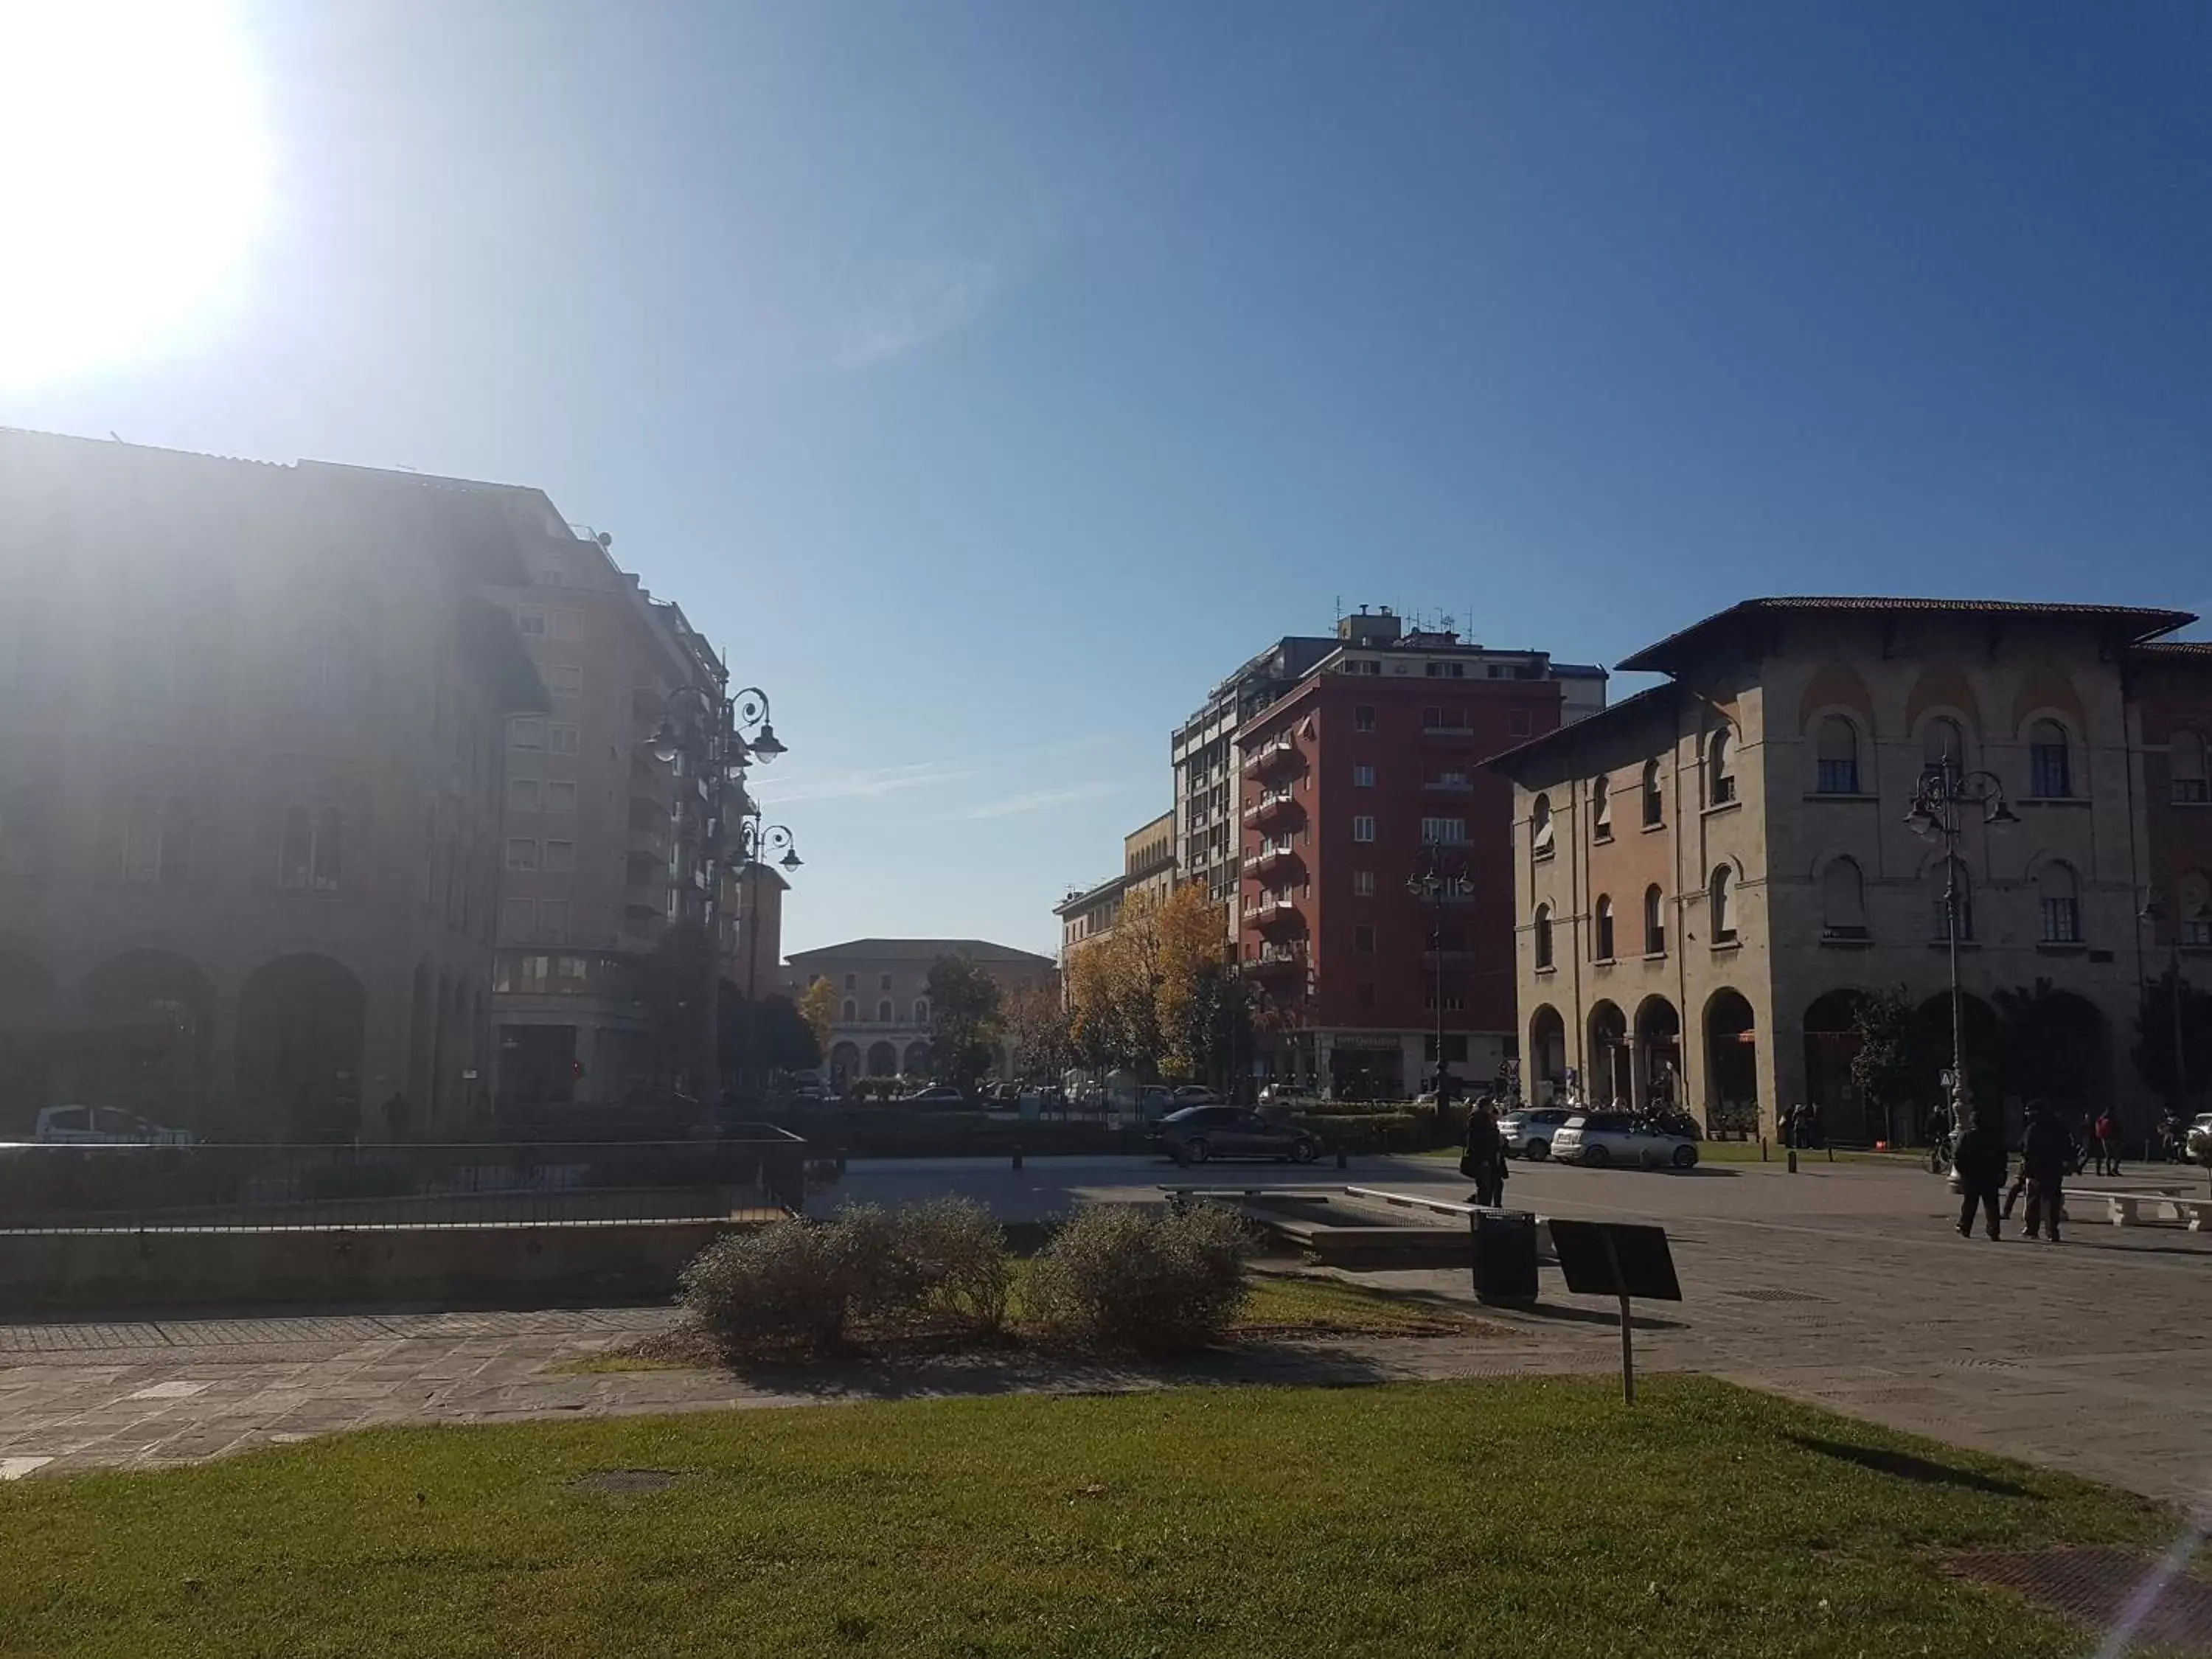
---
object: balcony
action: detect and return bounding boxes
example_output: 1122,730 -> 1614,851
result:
1248,945 -> 1308,979
1239,735 -> 1300,779
1422,775 -> 1475,794
1242,843 -> 1300,879
1242,789 -> 1301,830
1421,721 -> 1477,742
1244,894 -> 1305,932
1425,947 -> 1478,965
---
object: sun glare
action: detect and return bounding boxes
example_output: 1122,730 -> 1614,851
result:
0,0 -> 268,389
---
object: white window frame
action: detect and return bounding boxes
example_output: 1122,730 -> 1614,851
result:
544,780 -> 577,813
506,838 -> 539,872
1352,815 -> 1376,844
547,723 -> 580,755
509,717 -> 545,751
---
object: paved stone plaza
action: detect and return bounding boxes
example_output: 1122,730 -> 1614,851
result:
0,1152 -> 2206,1507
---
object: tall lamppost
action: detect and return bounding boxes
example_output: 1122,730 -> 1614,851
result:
1905,757 -> 2017,1144
1407,849 -> 1473,1103
731,814 -> 803,1099
2138,890 -> 2189,1150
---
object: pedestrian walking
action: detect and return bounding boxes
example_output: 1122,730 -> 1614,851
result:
1952,1108 -> 2006,1241
1461,1100 -> 1506,1209
2021,1103 -> 2070,1244
2093,1110 -> 2123,1178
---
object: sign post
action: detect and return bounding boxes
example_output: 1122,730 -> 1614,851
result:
1546,1220 -> 1682,1405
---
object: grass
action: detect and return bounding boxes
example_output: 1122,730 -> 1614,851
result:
0,1377 -> 2177,1658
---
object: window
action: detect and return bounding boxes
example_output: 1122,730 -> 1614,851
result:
1815,716 -> 1860,794
1352,763 -> 1375,788
2180,872 -> 2212,946
1357,982 -> 1377,1009
2038,861 -> 2081,944
539,900 -> 570,943
506,838 -> 538,872
844,973 -> 857,991
279,807 -> 344,892
1354,925 -> 1376,953
1509,708 -> 1531,737
550,608 -> 584,641
548,723 -> 580,755
1352,815 -> 1376,843
1354,705 -> 1376,733
1593,895 -> 1614,961
1929,858 -> 1974,942
1644,885 -> 1666,955
1534,904 -> 1554,969
1707,726 -> 1736,806
544,780 -> 577,813
542,839 -> 575,873
841,998 -> 858,1021
122,799 -> 192,886
515,605 -> 547,637
1924,717 -> 1965,771
2172,731 -> 2208,804
509,717 -> 545,751
1423,706 -> 1466,732
1591,776 -> 1611,839
880,973 -> 893,991
501,897 -> 535,940
1821,857 -> 1868,939
2029,719 -> 2071,798
1421,985 -> 1465,1012
295,629 -> 354,714
1710,866 -> 1736,943
507,779 -> 541,813
545,664 -> 583,698
1353,870 -> 1374,897
877,999 -> 894,1022
1531,793 -> 1554,857
1421,817 -> 1468,845
914,998 -> 930,1023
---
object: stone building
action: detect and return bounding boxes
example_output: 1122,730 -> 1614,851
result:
0,431 -> 546,1139
1494,597 -> 2206,1141
788,938 -> 1056,1088
1052,808 -> 1178,973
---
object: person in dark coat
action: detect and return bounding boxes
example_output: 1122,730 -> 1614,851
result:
2020,1103 -> 2071,1243
1952,1107 -> 2007,1241
1462,1102 -> 1506,1208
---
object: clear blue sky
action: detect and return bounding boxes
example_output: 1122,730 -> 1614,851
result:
12,1 -> 2211,957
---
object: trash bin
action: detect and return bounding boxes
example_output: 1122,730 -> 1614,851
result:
1470,1209 -> 1539,1307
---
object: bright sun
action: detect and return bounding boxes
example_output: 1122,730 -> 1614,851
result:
0,0 -> 268,389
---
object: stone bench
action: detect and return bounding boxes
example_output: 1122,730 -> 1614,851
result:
2098,1192 -> 2212,1230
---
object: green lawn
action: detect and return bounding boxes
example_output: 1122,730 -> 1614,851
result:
0,1377 -> 2177,1658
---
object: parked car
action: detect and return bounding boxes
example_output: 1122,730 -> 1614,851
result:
1170,1085 -> 1220,1107
895,1084 -> 968,1109
33,1105 -> 195,1146
2187,1113 -> 2212,1164
1257,1082 -> 1318,1110
1549,1111 -> 1700,1170
1496,1107 -> 1573,1161
1155,1105 -> 1321,1166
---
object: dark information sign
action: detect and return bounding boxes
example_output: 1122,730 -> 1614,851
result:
1547,1220 -> 1682,1301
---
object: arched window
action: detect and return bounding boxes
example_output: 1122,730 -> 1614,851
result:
1929,858 -> 1973,942
1924,717 -> 1965,772
1641,758 -> 1664,827
296,627 -> 355,714
913,998 -> 931,1023
1531,793 -> 1554,858
1821,857 -> 1867,939
1593,894 -> 1615,961
841,998 -> 858,1022
1708,726 -> 1736,807
2181,870 -> 2212,947
1534,903 -> 1554,970
2172,730 -> 2208,804
2037,860 -> 2081,944
2029,719 -> 2072,799
877,999 -> 894,1023
1709,866 -> 1736,942
122,799 -> 192,886
1815,716 -> 1860,794
1591,776 -> 1612,840
1643,884 -> 1666,955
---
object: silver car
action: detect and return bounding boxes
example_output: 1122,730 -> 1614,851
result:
1550,1111 -> 1699,1171
1496,1107 -> 1573,1161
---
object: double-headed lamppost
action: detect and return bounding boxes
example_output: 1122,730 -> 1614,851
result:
1905,757 -> 2017,1147
648,684 -> 796,1109
1407,849 -> 1473,1104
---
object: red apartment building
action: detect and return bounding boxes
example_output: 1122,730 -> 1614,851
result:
2130,643 -> 2212,1118
1237,613 -> 1599,1099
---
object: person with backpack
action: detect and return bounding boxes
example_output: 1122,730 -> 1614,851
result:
2093,1109 -> 2123,1178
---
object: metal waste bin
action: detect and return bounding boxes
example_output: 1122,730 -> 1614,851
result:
1470,1208 -> 1539,1307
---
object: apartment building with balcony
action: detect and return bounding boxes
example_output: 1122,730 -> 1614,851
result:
481,531 -> 729,1112
0,430 -> 546,1139
1234,621 -> 1600,1099
1494,597 -> 2212,1141
789,938 -> 1056,1089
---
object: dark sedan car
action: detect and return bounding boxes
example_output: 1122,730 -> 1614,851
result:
1156,1105 -> 1321,1166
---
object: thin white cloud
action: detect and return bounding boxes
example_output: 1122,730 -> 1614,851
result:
826,256 -> 1003,371
963,780 -> 1124,821
751,760 -> 981,806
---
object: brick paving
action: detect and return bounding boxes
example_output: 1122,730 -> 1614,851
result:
0,1153 -> 2206,1506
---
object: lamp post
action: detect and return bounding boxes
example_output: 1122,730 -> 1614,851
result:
1406,849 -> 1473,1104
647,683 -> 790,1113
731,814 -> 802,1100
1905,757 -> 2017,1147
2138,891 -> 2188,1152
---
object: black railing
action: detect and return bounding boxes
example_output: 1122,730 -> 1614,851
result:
0,1131 -> 807,1233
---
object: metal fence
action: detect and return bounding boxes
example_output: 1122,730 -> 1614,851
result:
0,1130 -> 808,1232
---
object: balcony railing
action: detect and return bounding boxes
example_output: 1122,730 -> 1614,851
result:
1421,723 -> 1476,741
1242,790 -> 1300,828
1248,946 -> 1307,977
1422,776 -> 1475,793
1244,894 -> 1304,931
1242,844 -> 1299,878
1239,735 -> 1300,779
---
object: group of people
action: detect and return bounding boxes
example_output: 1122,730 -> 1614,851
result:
1951,1101 -> 2093,1243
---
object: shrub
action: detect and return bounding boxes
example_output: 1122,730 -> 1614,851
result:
1024,1202 -> 1252,1355
678,1221 -> 854,1354
893,1197 -> 1011,1332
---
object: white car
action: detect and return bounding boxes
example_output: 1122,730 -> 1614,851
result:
34,1105 -> 195,1146
1549,1111 -> 1698,1171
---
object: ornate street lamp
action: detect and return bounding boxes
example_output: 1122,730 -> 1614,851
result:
1905,757 -> 2017,1146
1407,849 -> 1474,1104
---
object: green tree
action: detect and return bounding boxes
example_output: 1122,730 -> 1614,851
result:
718,989 -> 822,1090
1847,985 -> 1919,1144
1001,979 -> 1072,1084
1992,977 -> 2104,1113
927,954 -> 1004,1093
2133,968 -> 2212,1113
797,977 -> 838,1058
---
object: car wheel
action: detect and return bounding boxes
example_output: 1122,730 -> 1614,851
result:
1525,1140 -> 1549,1163
1186,1138 -> 1212,1164
1290,1138 -> 1318,1164
1672,1144 -> 1698,1169
1580,1144 -> 1609,1168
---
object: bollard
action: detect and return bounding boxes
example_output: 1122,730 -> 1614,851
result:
1335,1145 -> 1348,1170
1786,1147 -> 1798,1174
1826,1144 -> 1834,1164
1011,1144 -> 1023,1171
1760,1137 -> 1769,1163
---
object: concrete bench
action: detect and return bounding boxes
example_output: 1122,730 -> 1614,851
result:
2098,1192 -> 2212,1229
